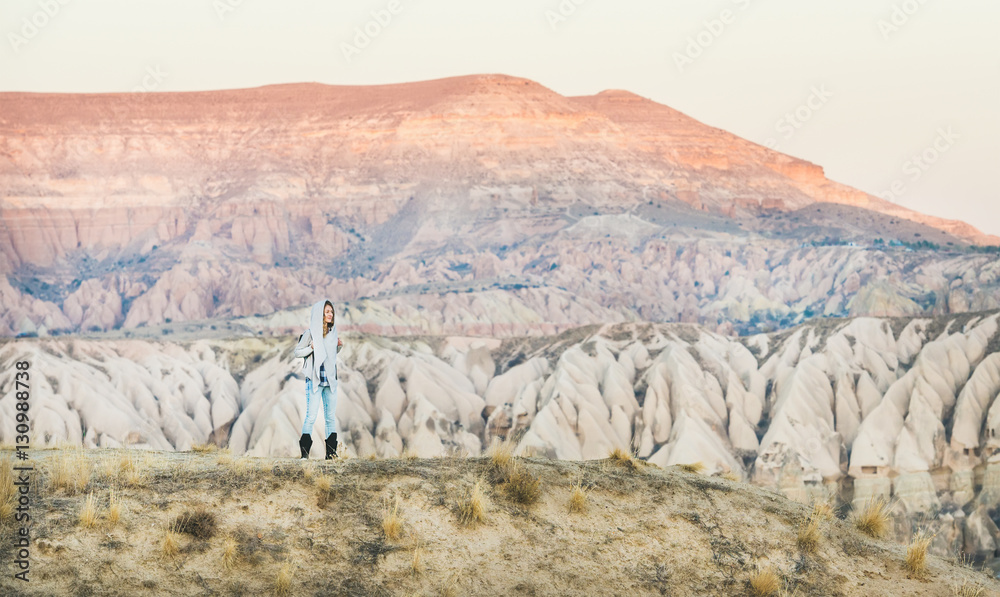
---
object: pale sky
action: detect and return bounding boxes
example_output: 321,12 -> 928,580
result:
2,0 -> 998,235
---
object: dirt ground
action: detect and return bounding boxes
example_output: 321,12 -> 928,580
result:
1,448 -> 998,596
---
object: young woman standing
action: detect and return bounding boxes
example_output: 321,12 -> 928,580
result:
294,299 -> 342,459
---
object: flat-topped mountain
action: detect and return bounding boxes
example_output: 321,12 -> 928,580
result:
1,75 -> 998,337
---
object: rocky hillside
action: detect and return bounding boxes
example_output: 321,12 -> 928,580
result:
1,448 -> 997,596
5,310 -> 1000,563
3,75 -> 998,338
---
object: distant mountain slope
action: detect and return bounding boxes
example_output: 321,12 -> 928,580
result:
1,75 -> 997,336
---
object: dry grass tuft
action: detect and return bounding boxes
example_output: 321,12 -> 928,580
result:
812,501 -> 834,520
50,451 -> 91,494
274,562 -> 293,596
677,461 -> 706,475
161,525 -> 180,558
222,536 -> 240,570
229,456 -> 256,481
382,497 -> 404,541
853,496 -> 892,539
953,581 -> 986,597
216,448 -> 234,466
487,437 -> 516,472
568,482 -> 588,514
797,516 -> 821,554
191,443 -> 218,454
78,492 -> 100,528
315,475 -> 336,509
500,462 -> 541,506
484,439 -> 542,507
401,447 -> 419,461
721,471 -> 741,482
105,488 -> 122,527
905,532 -> 933,578
173,508 -> 217,540
608,447 -> 645,472
748,566 -> 781,596
301,462 -> 317,483
0,455 -> 15,523
315,475 -> 332,493
411,546 -> 425,576
117,452 -> 148,488
0,498 -> 12,524
457,480 -> 487,527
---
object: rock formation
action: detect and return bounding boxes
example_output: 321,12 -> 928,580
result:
5,310 -> 1000,561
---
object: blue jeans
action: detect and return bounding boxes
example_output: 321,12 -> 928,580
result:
302,377 -> 338,438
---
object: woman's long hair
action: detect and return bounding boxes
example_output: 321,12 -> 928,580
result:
323,301 -> 335,337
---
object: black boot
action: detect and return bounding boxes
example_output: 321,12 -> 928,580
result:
325,433 -> 338,460
299,434 -> 312,459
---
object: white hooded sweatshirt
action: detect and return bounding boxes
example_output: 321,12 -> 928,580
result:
293,300 -> 339,388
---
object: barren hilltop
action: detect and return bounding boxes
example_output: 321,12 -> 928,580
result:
2,447 -> 998,596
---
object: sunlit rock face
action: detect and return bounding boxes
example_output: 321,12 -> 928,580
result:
4,76 -> 999,339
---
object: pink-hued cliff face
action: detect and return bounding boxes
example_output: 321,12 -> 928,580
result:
1,75 -> 997,337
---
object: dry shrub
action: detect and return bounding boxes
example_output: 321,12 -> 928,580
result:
797,516 -> 821,554
0,455 -> 15,523
953,581 -> 986,597
401,447 -> 419,461
161,526 -> 180,558
853,496 -> 891,539
905,532 -> 932,578
274,562 -> 293,596
222,537 -> 240,570
501,463 -> 541,506
485,441 -> 541,506
748,566 -> 781,597
568,482 -> 588,514
79,492 -> 100,528
458,480 -> 487,527
192,443 -> 218,454
173,509 -> 217,540
50,451 -> 90,494
677,462 -> 706,475
721,471 -> 741,482
382,497 -> 403,541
